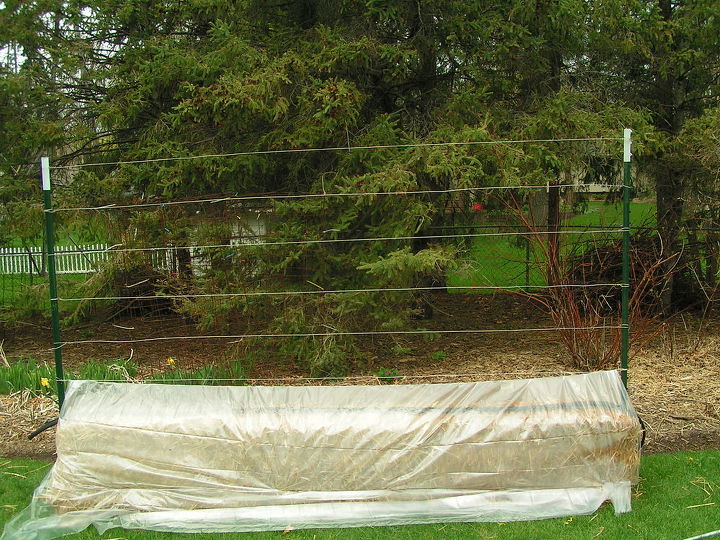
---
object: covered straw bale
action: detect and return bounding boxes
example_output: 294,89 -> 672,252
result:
2,370 -> 642,540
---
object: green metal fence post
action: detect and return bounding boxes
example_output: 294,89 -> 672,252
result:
41,156 -> 66,407
621,129 -> 632,388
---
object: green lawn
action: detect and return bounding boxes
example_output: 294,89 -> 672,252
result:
567,199 -> 657,228
0,273 -> 87,316
2,450 -> 718,539
0,220 -> 106,310
448,199 -> 656,290
0,274 -> 33,307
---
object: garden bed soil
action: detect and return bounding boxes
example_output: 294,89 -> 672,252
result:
1,294 -> 718,460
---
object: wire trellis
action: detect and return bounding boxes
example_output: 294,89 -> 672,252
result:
55,283 -> 622,303
49,182 -> 621,213
56,368 -> 620,385
38,133 -> 634,392
50,136 -> 622,170
47,227 -> 623,256
56,325 -> 625,349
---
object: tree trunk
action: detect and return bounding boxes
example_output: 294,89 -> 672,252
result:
528,191 -> 548,229
653,0 -> 687,312
655,169 -> 684,311
176,248 -> 193,279
706,232 -> 719,289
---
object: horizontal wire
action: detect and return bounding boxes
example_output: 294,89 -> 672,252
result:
430,223 -> 630,230
56,369 -> 613,384
56,283 -> 623,303
57,325 -> 623,348
49,228 -> 623,256
49,183 -> 619,213
49,137 -> 622,170
55,369 -> 630,384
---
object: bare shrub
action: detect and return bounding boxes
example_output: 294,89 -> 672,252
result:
505,194 -> 671,371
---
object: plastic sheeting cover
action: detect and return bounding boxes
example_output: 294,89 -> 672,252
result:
2,370 -> 642,539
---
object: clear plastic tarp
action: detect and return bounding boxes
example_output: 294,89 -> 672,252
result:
2,370 -> 642,540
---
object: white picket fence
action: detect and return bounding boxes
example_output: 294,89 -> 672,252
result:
0,245 -> 109,275
1,240 -> 262,276
0,244 -> 222,276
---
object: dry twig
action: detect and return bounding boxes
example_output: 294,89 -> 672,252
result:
0,340 -> 9,368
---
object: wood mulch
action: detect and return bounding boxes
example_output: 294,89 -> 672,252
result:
1,294 -> 718,460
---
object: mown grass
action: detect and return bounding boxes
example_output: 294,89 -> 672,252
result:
0,274 -> 41,309
448,200 -> 656,290
0,273 -> 86,316
568,199 -> 657,228
1,451 -> 718,539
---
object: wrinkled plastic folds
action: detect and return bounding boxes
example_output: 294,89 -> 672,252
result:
2,371 -> 642,539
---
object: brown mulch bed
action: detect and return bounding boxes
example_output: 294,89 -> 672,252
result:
1,294 -> 719,460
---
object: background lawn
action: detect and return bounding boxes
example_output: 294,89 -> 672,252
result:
2,450 -> 718,539
448,199 -> 657,290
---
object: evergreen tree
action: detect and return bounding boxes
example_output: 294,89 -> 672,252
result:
13,0 -> 720,369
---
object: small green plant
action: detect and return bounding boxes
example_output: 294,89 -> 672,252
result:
390,345 -> 412,356
421,331 -> 440,343
428,350 -> 447,362
0,358 -> 55,395
0,356 -> 256,396
227,359 -> 247,382
149,362 -> 247,386
373,366 -> 403,384
78,359 -> 138,381
78,328 -> 95,339
150,365 -> 215,385
0,357 -> 145,396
